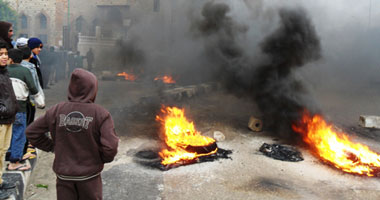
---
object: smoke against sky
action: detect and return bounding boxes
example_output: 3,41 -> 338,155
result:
106,0 -> 380,138
190,2 -> 322,139
114,0 -> 380,86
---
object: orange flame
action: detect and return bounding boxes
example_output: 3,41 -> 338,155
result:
154,75 -> 176,84
117,72 -> 137,81
292,111 -> 380,176
156,106 -> 216,165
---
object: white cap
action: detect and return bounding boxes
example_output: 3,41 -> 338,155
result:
16,37 -> 29,47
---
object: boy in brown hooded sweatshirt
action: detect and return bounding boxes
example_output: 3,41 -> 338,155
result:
26,68 -> 119,200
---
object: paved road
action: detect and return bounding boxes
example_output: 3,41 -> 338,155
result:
26,79 -> 380,200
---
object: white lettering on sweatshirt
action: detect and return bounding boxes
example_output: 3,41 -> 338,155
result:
59,111 -> 93,132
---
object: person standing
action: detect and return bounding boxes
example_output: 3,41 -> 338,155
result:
74,51 -> 83,69
27,38 -> 44,89
26,38 -> 44,130
0,21 -> 13,49
86,48 -> 94,72
7,49 -> 38,171
19,46 -> 45,160
26,68 -> 119,200
19,47 -> 45,111
67,51 -> 76,77
0,42 -> 17,200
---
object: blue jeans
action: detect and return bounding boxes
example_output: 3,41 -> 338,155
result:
9,112 -> 26,163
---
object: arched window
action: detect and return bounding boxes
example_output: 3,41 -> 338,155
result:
76,16 -> 84,32
21,14 -> 28,29
39,14 -> 47,29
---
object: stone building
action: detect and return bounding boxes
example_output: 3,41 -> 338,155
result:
5,0 -> 67,46
6,0 -> 170,48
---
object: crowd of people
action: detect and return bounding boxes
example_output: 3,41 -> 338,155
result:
0,20 -> 116,200
19,41 -> 94,89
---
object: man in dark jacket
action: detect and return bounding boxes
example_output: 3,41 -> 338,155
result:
0,42 -> 17,199
26,68 -> 119,200
0,21 -> 14,49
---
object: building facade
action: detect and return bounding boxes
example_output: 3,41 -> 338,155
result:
6,0 -> 171,49
6,0 -> 67,46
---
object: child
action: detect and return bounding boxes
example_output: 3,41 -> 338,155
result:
19,46 -> 45,160
0,42 -> 17,199
27,38 -> 43,89
26,68 -> 119,200
19,46 -> 45,112
7,49 -> 38,171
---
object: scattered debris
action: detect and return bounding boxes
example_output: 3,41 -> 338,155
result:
248,116 -> 263,132
259,143 -> 303,162
359,115 -> 380,129
213,131 -> 225,142
134,147 -> 232,171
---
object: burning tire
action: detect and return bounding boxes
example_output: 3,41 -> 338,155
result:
185,142 -> 218,154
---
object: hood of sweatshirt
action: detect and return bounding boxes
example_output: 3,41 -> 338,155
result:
0,21 -> 12,45
68,69 -> 98,103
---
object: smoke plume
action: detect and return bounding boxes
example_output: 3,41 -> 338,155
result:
193,2 -> 321,139
114,38 -> 146,72
254,8 -> 321,139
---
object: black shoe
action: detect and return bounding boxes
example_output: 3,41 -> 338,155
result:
0,181 -> 16,189
0,190 -> 11,200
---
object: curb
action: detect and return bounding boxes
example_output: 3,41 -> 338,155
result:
3,153 -> 37,200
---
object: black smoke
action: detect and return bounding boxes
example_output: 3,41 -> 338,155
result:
193,2 -> 321,139
114,38 -> 146,73
191,2 -> 251,93
254,8 -> 321,139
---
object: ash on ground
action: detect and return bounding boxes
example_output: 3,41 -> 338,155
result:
259,143 -> 304,162
134,148 -> 232,171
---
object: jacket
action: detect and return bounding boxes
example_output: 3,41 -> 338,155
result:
21,60 -> 45,108
30,55 -> 43,89
0,67 -> 18,124
8,63 -> 39,112
26,68 -> 119,181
